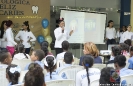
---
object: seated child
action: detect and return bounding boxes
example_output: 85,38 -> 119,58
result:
128,46 -> 133,69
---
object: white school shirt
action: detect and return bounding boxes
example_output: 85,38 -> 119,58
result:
106,27 -> 116,39
0,31 -> 7,48
15,30 -> 36,48
76,68 -> 100,86
121,31 -> 133,43
54,27 -> 70,48
6,27 -> 17,47
13,53 -> 30,60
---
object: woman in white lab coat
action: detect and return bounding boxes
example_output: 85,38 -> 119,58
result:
118,26 -> 127,43
15,21 -> 36,54
54,18 -> 73,55
121,25 -> 133,43
105,20 -> 116,47
0,20 -> 7,50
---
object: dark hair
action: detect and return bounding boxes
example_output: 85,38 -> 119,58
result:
62,41 -> 69,51
0,50 -> 9,63
82,55 -> 94,85
6,20 -> 13,27
44,56 -> 56,79
124,39 -> 131,46
58,18 -> 64,24
120,43 -> 129,52
100,67 -> 115,85
127,24 -> 131,28
24,63 -> 44,86
114,55 -> 126,67
41,46 -> 48,57
64,51 -> 73,64
112,46 -> 122,56
107,20 -> 113,27
33,49 -> 45,61
40,41 -> 49,47
0,20 -> 7,38
16,44 -> 28,59
6,64 -> 20,85
130,46 -> 133,52
23,21 -> 30,32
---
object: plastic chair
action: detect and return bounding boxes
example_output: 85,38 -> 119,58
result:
57,59 -> 65,68
121,74 -> 133,86
0,68 -> 8,86
72,58 -> 80,65
58,65 -> 84,81
90,79 -> 99,86
99,56 -> 104,63
11,59 -> 31,70
46,79 -> 75,86
92,64 -> 106,70
11,83 -> 24,86
107,64 -> 115,68
19,70 -> 28,83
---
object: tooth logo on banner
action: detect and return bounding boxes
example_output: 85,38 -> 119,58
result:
32,6 -> 39,14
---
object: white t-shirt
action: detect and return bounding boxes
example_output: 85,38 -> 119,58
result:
106,27 -> 116,39
13,53 -> 30,60
76,68 -> 100,86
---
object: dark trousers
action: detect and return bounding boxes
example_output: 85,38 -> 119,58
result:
25,48 -> 31,54
107,39 -> 116,47
55,48 -> 63,56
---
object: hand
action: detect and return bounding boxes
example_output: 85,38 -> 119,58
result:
105,38 -> 108,40
69,30 -> 74,36
27,37 -> 32,43
20,39 -> 23,43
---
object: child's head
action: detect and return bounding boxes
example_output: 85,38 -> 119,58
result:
83,42 -> 99,57
64,51 -> 74,64
114,55 -> 126,70
127,25 -> 132,32
82,55 -> 94,85
100,67 -> 115,85
40,41 -> 49,48
44,55 -> 56,79
6,64 -> 21,85
30,49 -> 45,61
41,46 -> 49,57
16,44 -> 25,53
62,41 -> 69,51
111,46 -> 122,57
0,50 -> 12,65
24,63 -> 45,86
124,39 -> 132,46
119,43 -> 129,52
130,46 -> 133,57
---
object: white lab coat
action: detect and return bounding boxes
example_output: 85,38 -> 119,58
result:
106,27 -> 116,39
15,30 -> 36,48
120,31 -> 133,43
54,27 -> 70,48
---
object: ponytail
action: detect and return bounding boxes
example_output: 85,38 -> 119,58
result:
11,72 -> 20,85
85,64 -> 90,85
23,53 -> 28,59
41,46 -> 48,57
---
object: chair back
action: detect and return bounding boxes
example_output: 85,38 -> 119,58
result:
0,68 -> 8,86
92,64 -> 106,70
46,79 -> 75,86
19,70 -> 28,83
90,79 -> 99,86
11,59 -> 31,70
72,58 -> 79,65
121,74 -> 133,86
57,59 -> 65,68
58,66 -> 84,81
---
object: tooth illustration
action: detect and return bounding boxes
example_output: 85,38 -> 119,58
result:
32,6 -> 39,14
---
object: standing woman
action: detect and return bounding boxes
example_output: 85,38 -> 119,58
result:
6,20 -> 17,56
119,26 -> 127,43
54,18 -> 73,55
105,20 -> 116,47
121,25 -> 133,43
15,21 -> 36,54
0,20 -> 7,50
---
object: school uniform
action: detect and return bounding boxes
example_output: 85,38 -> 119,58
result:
0,63 -> 8,68
8,82 -> 22,86
76,68 -> 100,86
6,27 -> 17,56
0,31 -> 7,50
25,61 -> 44,70
15,30 -> 36,54
106,27 -> 116,46
121,31 -> 133,43
128,56 -> 133,69
13,53 -> 30,60
54,27 -> 70,55
45,71 -> 63,81
120,67 -> 133,76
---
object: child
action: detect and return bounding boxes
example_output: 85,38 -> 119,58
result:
0,50 -> 12,67
24,63 -> 46,86
76,55 -> 100,86
6,64 -> 21,86
44,55 -> 62,81
13,44 -> 30,60
128,46 -> 133,69
25,49 -> 44,70
56,51 -> 74,79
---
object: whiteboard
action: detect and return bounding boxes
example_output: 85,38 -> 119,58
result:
60,10 -> 106,44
